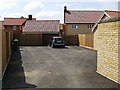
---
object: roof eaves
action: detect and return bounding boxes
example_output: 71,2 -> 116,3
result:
21,19 -> 27,25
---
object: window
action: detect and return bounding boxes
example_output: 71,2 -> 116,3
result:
72,24 -> 79,29
88,24 -> 94,29
13,26 -> 17,30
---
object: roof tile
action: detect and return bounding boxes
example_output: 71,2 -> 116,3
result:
105,10 -> 120,18
23,20 -> 60,33
4,18 -> 27,25
65,10 -> 104,23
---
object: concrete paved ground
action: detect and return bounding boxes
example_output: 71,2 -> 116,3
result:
2,46 -> 119,89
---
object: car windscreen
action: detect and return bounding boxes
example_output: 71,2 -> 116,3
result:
55,38 -> 64,43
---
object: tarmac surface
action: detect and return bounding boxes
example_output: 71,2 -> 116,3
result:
2,46 -> 119,89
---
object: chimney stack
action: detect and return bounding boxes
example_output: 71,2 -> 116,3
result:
28,14 -> 32,20
20,16 -> 24,18
64,6 -> 67,12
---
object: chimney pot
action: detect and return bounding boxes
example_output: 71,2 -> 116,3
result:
28,14 -> 32,20
64,6 -> 67,12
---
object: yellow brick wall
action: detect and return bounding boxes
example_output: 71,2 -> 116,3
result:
94,21 -> 120,84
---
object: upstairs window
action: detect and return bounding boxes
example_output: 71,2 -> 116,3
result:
13,26 -> 17,30
88,24 -> 94,29
72,24 -> 79,29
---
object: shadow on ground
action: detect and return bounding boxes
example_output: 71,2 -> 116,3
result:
2,48 -> 37,89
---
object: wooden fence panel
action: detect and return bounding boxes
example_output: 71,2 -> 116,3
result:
0,30 -> 2,77
88,34 -> 94,48
2,31 -> 7,73
78,34 -> 86,46
64,35 -> 79,45
78,34 -> 94,48
20,34 -> 42,46
0,30 -> 12,75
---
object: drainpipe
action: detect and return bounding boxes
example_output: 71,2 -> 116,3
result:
64,6 -> 67,44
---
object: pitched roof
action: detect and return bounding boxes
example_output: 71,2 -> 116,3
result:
65,10 -> 104,23
4,18 -> 27,25
23,20 -> 60,33
105,10 -> 120,18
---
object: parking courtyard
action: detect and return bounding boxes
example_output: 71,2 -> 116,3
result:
2,46 -> 119,89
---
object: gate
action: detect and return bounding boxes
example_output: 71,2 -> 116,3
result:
78,34 -> 94,48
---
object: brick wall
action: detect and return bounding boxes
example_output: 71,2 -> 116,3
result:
94,20 -> 120,84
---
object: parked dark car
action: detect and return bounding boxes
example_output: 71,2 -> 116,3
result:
49,36 -> 65,48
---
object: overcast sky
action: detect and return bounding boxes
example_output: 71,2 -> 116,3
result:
0,0 -> 119,23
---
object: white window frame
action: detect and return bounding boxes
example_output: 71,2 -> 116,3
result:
72,24 -> 79,29
88,24 -> 94,29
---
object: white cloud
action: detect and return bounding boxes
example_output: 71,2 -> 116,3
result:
56,3 -> 72,8
24,1 -> 44,12
95,0 -> 119,2
0,2 -> 17,9
0,2 -> 18,20
35,11 -> 61,19
0,12 -> 25,20
99,2 -> 118,10
1,0 -> 119,2
73,8 -> 97,10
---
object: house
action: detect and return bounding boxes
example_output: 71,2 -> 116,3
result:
64,7 -> 106,35
3,14 -> 36,40
94,16 -> 120,84
21,19 -> 60,46
3,17 -> 27,40
64,6 -> 120,47
64,6 -> 106,46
